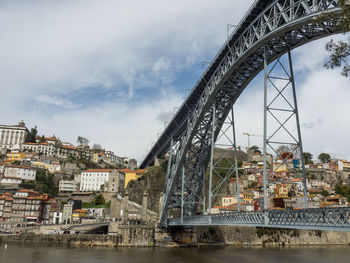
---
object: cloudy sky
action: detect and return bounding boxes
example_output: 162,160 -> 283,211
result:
1,0 -> 349,163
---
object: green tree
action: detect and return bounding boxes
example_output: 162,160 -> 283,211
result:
25,126 -> 38,143
321,190 -> 330,197
303,152 -> 313,164
324,0 -> 350,76
318,153 -> 331,163
94,194 -> 105,205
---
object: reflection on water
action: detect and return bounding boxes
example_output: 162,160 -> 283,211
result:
1,243 -> 350,263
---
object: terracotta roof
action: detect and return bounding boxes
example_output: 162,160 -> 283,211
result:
117,168 -> 134,173
61,145 -> 76,150
83,169 -> 112,173
135,169 -> 148,174
73,209 -> 88,213
5,165 -> 36,170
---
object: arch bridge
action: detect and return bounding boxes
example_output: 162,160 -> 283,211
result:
140,0 -> 350,231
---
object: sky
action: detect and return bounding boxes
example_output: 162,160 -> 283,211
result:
0,0 -> 349,163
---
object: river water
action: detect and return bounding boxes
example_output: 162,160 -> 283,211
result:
1,243 -> 350,263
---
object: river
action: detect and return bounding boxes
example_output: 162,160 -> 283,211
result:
1,243 -> 350,263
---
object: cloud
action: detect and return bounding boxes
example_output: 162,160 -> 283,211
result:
35,95 -> 78,109
1,0 -> 350,164
302,118 -> 323,129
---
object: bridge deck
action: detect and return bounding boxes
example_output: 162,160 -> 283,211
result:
168,208 -> 350,231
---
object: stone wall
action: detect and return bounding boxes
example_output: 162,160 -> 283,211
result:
0,234 -> 120,247
113,225 -> 155,247
195,226 -> 350,247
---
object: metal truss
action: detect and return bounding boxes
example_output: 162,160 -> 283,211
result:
152,0 -> 342,227
168,208 -> 350,232
262,49 -> 308,209
207,108 -> 241,215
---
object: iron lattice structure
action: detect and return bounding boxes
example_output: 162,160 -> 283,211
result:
168,208 -> 350,232
139,0 -> 344,228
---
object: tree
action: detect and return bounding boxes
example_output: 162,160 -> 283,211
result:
324,0 -> 350,76
303,152 -> 314,164
321,190 -> 330,197
25,126 -> 38,143
94,194 -> 105,205
318,153 -> 331,163
77,136 -> 89,146
92,144 -> 102,150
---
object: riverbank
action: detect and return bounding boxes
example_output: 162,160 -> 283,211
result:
1,226 -> 350,247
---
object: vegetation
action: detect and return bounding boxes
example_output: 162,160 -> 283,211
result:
128,162 -> 168,212
92,144 -> 102,150
318,153 -> 331,163
25,126 -> 38,143
335,184 -> 350,201
20,169 -> 58,197
303,152 -> 313,164
324,0 -> 350,76
94,194 -> 105,205
321,190 -> 330,197
77,136 -> 89,146
82,201 -> 110,209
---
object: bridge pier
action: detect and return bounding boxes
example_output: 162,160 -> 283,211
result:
262,48 -> 309,209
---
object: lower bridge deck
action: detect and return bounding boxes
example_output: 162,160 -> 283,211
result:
167,208 -> 350,231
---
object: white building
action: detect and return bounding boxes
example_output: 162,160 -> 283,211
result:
4,165 -> 36,181
0,176 -> 22,186
23,142 -> 56,156
80,169 -> 113,192
0,121 -> 29,150
59,180 -> 78,193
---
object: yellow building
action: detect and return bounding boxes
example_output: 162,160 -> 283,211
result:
273,162 -> 288,173
243,193 -> 254,202
5,152 -> 26,161
92,152 -> 104,163
275,184 -> 288,197
118,169 -> 147,188
72,209 -> 88,223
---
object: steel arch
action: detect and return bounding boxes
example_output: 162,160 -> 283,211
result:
142,0 -> 343,227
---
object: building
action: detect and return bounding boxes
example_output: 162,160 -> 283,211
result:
62,204 -> 73,224
0,189 -> 44,223
72,209 -> 88,223
118,169 -> 147,188
80,169 -> 112,192
80,169 -> 124,192
0,121 -> 29,151
104,171 -> 125,193
56,144 -> 78,159
5,152 -> 26,162
23,142 -> 56,156
0,176 -> 22,187
67,198 -> 82,211
4,165 -> 36,181
275,184 -> 288,197
59,180 -> 79,194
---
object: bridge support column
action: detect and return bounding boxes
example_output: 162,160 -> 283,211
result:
262,48 -> 309,209
181,166 -> 185,224
231,109 -> 241,212
208,102 -> 216,224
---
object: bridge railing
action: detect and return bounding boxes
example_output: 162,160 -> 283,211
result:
168,208 -> 350,231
